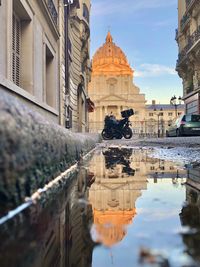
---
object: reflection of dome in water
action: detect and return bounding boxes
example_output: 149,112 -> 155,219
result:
92,32 -> 134,77
93,209 -> 136,247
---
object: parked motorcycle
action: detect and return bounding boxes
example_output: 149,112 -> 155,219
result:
101,109 -> 134,140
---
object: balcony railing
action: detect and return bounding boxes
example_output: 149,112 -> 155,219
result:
177,43 -> 190,65
186,0 -> 193,7
47,0 -> 58,26
180,13 -> 190,31
190,25 -> 200,47
177,26 -> 200,66
186,0 -> 197,12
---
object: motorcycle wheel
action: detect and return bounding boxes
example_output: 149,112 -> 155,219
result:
123,127 -> 133,139
101,129 -> 113,140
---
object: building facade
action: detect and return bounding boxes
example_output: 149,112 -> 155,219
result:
176,0 -> 200,115
144,100 -> 185,137
0,0 -> 92,132
88,148 -> 147,247
88,32 -> 146,133
0,0 -> 61,123
60,0 -> 93,132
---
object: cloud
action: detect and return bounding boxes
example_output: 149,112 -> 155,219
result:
91,0 -> 176,17
134,63 -> 176,77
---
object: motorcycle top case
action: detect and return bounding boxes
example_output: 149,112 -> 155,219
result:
121,109 -> 134,118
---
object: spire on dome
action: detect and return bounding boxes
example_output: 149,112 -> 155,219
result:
106,31 -> 113,43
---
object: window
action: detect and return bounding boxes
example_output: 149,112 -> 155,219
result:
12,13 -> 21,86
47,0 -> 58,25
185,115 -> 200,122
186,99 -> 198,114
168,112 -> 173,116
149,113 -> 154,116
178,112 -> 182,116
65,107 -> 72,129
12,0 -> 33,93
68,38 -> 72,54
45,45 -> 56,108
160,112 -> 163,116
83,3 -> 89,23
191,115 -> 200,122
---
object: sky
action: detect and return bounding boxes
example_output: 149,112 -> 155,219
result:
90,0 -> 182,104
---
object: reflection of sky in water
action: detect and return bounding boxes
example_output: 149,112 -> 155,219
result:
92,179 -> 187,267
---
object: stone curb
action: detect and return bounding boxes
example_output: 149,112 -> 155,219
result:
0,90 -> 101,215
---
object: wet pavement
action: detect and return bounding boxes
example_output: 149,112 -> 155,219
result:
1,146 -> 200,267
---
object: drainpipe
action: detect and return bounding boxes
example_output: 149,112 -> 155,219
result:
64,0 -> 70,128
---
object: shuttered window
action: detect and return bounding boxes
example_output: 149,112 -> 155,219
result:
83,3 -> 89,23
12,13 -> 21,86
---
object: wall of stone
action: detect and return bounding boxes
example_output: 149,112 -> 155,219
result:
0,90 -> 100,215
0,0 -> 60,123
0,80 -> 60,124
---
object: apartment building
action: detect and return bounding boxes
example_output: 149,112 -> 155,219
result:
0,0 -> 93,131
60,0 -> 93,132
0,0 -> 61,123
176,0 -> 200,114
144,100 -> 185,137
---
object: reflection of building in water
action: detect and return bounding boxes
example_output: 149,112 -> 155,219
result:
93,210 -> 136,247
180,166 -> 200,264
66,167 -> 95,267
90,147 -> 186,182
186,165 -> 200,191
128,149 -> 186,179
88,148 -> 147,247
0,167 -> 95,267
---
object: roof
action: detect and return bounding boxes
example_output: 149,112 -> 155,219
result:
146,104 -> 185,111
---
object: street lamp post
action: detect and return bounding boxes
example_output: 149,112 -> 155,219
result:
154,108 -> 163,138
170,95 -> 182,117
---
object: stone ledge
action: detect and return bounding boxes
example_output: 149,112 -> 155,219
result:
0,75 -> 59,116
0,90 -> 101,216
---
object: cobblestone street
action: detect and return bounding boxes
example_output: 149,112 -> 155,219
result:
102,136 -> 200,148
101,136 -> 200,164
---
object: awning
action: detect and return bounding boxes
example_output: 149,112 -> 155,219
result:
87,98 -> 95,112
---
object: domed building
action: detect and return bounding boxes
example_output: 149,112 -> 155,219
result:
88,148 -> 147,247
88,32 -> 146,133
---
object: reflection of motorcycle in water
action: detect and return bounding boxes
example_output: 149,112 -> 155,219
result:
101,109 -> 134,140
103,147 -> 135,176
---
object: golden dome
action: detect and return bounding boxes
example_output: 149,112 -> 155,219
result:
93,209 -> 136,247
92,32 -> 134,77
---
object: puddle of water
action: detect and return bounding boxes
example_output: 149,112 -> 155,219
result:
1,147 -> 200,267
88,147 -> 191,267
